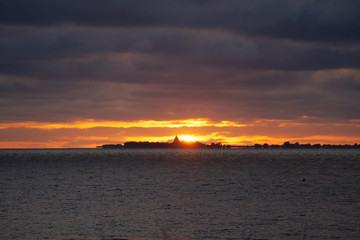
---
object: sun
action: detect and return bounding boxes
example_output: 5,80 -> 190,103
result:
178,135 -> 197,142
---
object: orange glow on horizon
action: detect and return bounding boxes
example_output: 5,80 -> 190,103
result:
0,141 -> 71,149
0,118 -> 359,148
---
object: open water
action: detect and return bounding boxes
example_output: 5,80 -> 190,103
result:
0,149 -> 359,240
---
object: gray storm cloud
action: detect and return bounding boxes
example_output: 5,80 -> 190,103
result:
0,0 -> 359,123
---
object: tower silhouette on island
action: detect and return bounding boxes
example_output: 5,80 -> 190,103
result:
173,135 -> 181,145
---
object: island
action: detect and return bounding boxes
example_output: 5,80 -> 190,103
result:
99,136 -> 229,149
98,136 -> 360,149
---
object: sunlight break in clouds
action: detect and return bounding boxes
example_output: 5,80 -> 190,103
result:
0,119 -> 246,130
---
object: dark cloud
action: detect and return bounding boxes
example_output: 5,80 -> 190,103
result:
1,70 -> 359,123
1,27 -> 359,84
1,0 -> 360,42
0,0 -> 359,124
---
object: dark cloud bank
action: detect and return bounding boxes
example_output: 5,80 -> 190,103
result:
0,0 -> 359,122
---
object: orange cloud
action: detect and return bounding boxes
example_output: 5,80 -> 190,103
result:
0,118 -> 246,130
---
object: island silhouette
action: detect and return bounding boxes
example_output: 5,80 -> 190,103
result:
100,136 -> 228,149
98,136 -> 359,149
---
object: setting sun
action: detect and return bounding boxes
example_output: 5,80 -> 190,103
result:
178,135 -> 198,142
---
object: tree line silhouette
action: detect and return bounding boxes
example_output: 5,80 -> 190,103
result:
99,137 -> 359,149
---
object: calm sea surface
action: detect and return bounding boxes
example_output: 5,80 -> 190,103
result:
0,149 -> 359,240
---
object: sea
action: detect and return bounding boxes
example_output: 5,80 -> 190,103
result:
0,149 -> 359,240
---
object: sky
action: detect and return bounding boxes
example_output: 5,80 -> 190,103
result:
1,0 -> 360,148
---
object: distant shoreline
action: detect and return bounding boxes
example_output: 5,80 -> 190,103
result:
0,145 -> 359,150
99,137 -> 360,149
